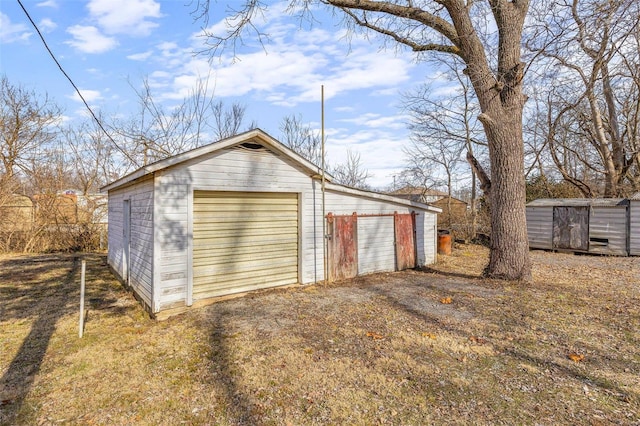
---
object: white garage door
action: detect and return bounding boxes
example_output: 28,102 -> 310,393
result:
193,191 -> 299,300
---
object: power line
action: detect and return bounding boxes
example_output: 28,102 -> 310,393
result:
16,0 -> 140,168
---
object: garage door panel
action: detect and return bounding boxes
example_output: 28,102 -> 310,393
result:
195,193 -> 296,203
193,191 -> 298,300
194,271 -> 298,299
193,234 -> 297,250
193,243 -> 298,263
195,206 -> 295,215
193,218 -> 298,233
194,255 -> 297,277
193,227 -> 296,240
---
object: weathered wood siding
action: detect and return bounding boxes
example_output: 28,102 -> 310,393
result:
526,206 -> 553,250
589,206 -> 628,256
631,201 -> 640,255
324,188 -> 437,271
107,177 -> 154,308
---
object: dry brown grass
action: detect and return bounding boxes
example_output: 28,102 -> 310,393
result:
1,246 -> 638,425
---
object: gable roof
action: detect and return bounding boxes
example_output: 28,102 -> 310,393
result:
101,129 -> 326,192
101,128 -> 441,213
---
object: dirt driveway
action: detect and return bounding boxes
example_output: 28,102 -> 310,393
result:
1,245 -> 639,425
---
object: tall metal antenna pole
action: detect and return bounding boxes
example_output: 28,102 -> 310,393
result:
321,85 -> 328,283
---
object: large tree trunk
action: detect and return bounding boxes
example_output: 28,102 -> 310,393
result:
482,108 -> 531,280
450,0 -> 532,281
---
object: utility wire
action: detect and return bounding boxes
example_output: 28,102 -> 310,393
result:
16,0 -> 140,168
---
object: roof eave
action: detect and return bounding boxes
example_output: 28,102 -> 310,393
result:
324,182 -> 442,213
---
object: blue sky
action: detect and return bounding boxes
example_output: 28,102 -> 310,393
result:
0,0 -> 447,188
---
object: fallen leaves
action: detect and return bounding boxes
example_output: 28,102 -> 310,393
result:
469,336 -> 487,345
366,331 -> 384,340
421,332 -> 437,340
440,297 -> 453,304
567,352 -> 585,363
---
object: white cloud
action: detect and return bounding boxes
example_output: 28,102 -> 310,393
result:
37,0 -> 58,7
127,51 -> 153,61
338,113 -> 406,130
39,18 -> 57,32
87,0 -> 161,36
152,25 -> 413,108
65,25 -> 117,53
326,127 -> 409,188
0,13 -> 31,43
68,89 -> 103,103
334,106 -> 355,113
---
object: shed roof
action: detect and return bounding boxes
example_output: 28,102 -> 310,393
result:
101,128 -> 441,213
527,198 -> 629,207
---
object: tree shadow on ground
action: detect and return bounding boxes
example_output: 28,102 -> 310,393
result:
204,307 -> 257,424
0,253 -> 129,424
0,255 -> 79,423
418,266 -> 481,281
362,272 -> 639,404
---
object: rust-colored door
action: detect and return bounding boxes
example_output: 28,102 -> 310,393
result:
327,213 -> 358,281
395,213 -> 416,270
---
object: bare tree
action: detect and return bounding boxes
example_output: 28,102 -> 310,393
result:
0,76 -> 60,185
64,118 -> 123,194
527,0 -> 640,197
279,114 -> 323,167
332,150 -> 371,189
194,0 -> 533,280
403,58 -> 487,233
112,76 -> 254,168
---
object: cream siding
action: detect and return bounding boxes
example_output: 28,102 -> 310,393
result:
357,216 -> 396,274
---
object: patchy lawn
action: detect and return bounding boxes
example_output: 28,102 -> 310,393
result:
0,246 -> 638,425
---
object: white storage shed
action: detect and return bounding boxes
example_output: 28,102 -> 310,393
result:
102,129 -> 440,316
526,198 -> 630,256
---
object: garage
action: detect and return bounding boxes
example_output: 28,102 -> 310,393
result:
193,191 -> 299,300
103,129 -> 440,316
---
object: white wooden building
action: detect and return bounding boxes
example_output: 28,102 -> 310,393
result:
102,129 -> 440,316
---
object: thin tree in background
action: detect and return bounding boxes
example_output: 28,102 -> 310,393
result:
279,114 -> 323,167
332,150 -> 371,189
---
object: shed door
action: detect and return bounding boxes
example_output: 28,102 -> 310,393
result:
357,216 -> 396,274
193,191 -> 299,300
395,213 -> 416,270
553,206 -> 589,251
328,213 -> 358,281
